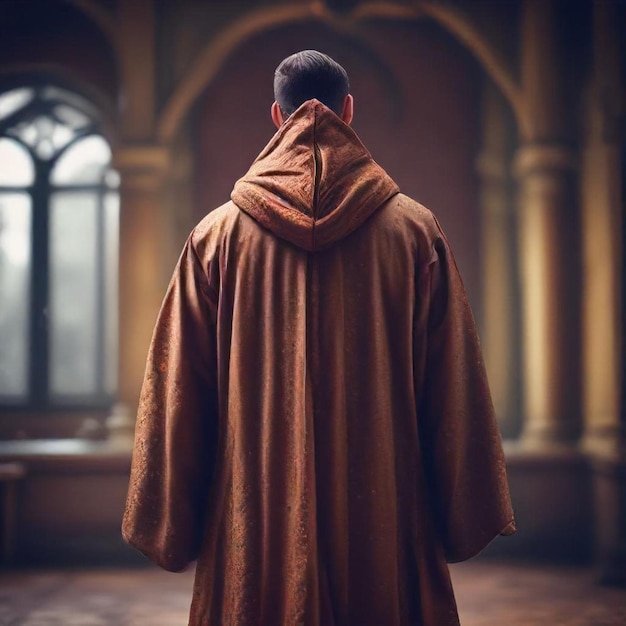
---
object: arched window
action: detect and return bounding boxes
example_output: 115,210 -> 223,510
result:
0,85 -> 118,408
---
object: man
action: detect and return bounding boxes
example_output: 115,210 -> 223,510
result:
123,50 -> 515,626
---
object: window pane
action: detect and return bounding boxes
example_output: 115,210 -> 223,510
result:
0,88 -> 34,120
9,116 -> 79,162
51,135 -> 111,185
49,192 -> 98,396
42,86 -> 97,121
105,169 -> 120,189
0,193 -> 31,397
0,138 -> 34,186
104,192 -> 119,394
50,120 -> 75,152
54,104 -> 90,130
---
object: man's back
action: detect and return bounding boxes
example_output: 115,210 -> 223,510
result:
123,100 -> 514,625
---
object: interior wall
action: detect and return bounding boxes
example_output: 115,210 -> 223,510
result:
0,0 -> 620,575
192,18 -> 484,318
0,0 -> 118,103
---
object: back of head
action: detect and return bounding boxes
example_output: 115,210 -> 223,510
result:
274,50 -> 350,117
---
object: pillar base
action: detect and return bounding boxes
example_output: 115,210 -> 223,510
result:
105,403 -> 136,449
597,550 -> 626,587
519,424 -> 581,451
589,454 -> 626,587
484,441 -> 593,563
581,425 -> 626,460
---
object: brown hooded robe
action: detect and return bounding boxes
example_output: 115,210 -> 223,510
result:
123,100 -> 515,626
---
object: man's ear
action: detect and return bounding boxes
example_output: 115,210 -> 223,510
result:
341,94 -> 354,125
271,101 -> 284,129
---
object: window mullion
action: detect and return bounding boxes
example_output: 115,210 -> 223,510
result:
29,159 -> 51,408
95,187 -> 105,395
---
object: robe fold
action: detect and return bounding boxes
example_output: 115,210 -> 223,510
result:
123,99 -> 515,626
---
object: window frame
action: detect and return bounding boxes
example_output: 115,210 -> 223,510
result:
0,82 -> 118,412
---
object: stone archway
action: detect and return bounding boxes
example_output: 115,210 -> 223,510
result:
157,1 -> 524,142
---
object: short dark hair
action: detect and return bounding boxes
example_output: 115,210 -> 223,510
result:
274,50 -> 350,116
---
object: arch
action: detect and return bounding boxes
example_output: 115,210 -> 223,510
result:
0,65 -> 119,145
357,2 -> 526,131
0,1 -> 120,112
61,0 -> 120,59
157,0 -> 525,141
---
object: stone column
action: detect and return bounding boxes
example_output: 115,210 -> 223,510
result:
477,82 -> 519,438
106,145 -> 169,446
105,0 -> 164,446
581,0 -> 625,584
581,0 -> 624,461
117,0 -> 157,141
515,0 -> 581,447
163,129 -> 197,258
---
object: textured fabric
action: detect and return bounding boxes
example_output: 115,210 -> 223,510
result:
123,99 -> 515,626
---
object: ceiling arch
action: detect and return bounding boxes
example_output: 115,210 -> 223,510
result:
60,0 -> 120,58
157,0 -> 525,142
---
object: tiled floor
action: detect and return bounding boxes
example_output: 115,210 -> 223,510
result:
450,561 -> 626,626
0,561 -> 624,625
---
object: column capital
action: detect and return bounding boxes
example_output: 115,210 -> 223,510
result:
513,143 -> 577,179
112,143 -> 170,190
111,142 -> 172,441
476,151 -> 509,181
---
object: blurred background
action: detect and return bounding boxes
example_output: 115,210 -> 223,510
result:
0,0 -> 623,619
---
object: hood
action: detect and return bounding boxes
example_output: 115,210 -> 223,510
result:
231,99 -> 399,251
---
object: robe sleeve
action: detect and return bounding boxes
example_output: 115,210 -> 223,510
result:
122,235 -> 218,572
416,221 -> 516,563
